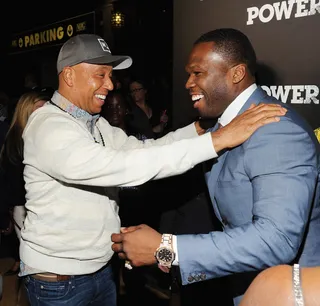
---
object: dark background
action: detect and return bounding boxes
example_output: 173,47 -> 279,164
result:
173,0 -> 320,129
0,0 -> 173,101
0,0 -> 318,129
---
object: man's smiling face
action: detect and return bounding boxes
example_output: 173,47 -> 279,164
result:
185,41 -> 235,119
71,63 -> 114,115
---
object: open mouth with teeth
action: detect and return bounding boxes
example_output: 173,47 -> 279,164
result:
95,94 -> 106,105
95,94 -> 106,100
191,94 -> 204,108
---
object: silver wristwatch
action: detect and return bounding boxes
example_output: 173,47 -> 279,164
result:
154,234 -> 175,268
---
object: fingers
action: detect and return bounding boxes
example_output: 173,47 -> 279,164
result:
248,103 -> 256,110
250,108 -> 287,125
112,225 -> 142,256
111,233 -> 123,243
195,121 -> 206,135
118,252 -> 128,260
111,241 -> 123,253
254,109 -> 286,122
237,105 -> 286,137
237,104 -> 287,125
112,226 -> 142,257
215,103 -> 287,151
252,115 -> 281,128
246,103 -> 287,116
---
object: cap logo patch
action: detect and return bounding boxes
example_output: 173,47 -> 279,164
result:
98,38 -> 111,53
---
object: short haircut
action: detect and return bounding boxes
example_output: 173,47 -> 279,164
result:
104,89 -> 130,111
194,28 -> 257,76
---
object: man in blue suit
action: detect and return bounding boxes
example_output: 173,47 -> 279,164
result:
111,28 -> 320,305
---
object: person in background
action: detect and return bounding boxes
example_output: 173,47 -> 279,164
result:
23,72 -> 40,93
23,71 -> 55,98
102,89 -> 172,302
101,89 -> 130,134
111,28 -> 320,306
101,88 -> 161,231
128,78 -> 168,139
0,91 -> 48,276
20,33 -> 285,306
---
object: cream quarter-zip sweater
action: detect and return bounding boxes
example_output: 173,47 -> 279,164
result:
20,91 -> 217,275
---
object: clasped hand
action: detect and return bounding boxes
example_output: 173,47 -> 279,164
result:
111,224 -> 162,267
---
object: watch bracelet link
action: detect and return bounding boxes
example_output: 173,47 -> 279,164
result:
161,233 -> 173,247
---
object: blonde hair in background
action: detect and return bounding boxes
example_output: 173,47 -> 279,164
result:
0,91 -> 49,165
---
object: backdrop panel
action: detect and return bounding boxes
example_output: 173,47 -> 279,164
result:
173,0 -> 320,129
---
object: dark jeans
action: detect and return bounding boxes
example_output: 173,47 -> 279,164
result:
24,264 -> 116,306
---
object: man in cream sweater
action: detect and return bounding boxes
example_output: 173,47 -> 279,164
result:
20,34 -> 286,306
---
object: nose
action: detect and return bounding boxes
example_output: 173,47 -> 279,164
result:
185,75 -> 194,90
103,76 -> 114,91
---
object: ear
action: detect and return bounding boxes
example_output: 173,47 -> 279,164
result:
231,64 -> 246,84
61,67 -> 74,87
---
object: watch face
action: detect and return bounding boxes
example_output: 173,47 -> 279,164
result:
157,247 -> 174,263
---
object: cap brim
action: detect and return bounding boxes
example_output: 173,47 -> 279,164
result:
85,55 -> 132,70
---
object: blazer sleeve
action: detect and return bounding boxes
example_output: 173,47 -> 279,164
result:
177,116 -> 318,285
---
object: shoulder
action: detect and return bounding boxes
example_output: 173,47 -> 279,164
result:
23,105 -> 86,147
252,87 -> 311,131
241,265 -> 320,306
25,104 -> 80,132
240,265 -> 293,306
243,99 -> 317,150
240,103 -> 318,175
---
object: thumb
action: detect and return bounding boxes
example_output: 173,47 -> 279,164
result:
248,103 -> 256,110
121,225 -> 140,233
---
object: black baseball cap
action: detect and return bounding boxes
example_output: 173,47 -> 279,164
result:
57,34 -> 132,74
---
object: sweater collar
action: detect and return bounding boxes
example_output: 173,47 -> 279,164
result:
51,91 -> 100,134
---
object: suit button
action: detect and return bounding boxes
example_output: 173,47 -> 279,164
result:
187,275 -> 194,283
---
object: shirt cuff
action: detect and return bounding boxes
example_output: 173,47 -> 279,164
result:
172,235 -> 179,266
188,122 -> 201,138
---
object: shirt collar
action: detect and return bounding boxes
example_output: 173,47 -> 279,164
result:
218,83 -> 257,127
51,91 -> 100,134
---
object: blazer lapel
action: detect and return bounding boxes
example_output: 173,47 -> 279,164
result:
204,121 -> 230,222
206,148 -> 229,222
203,121 -> 219,182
